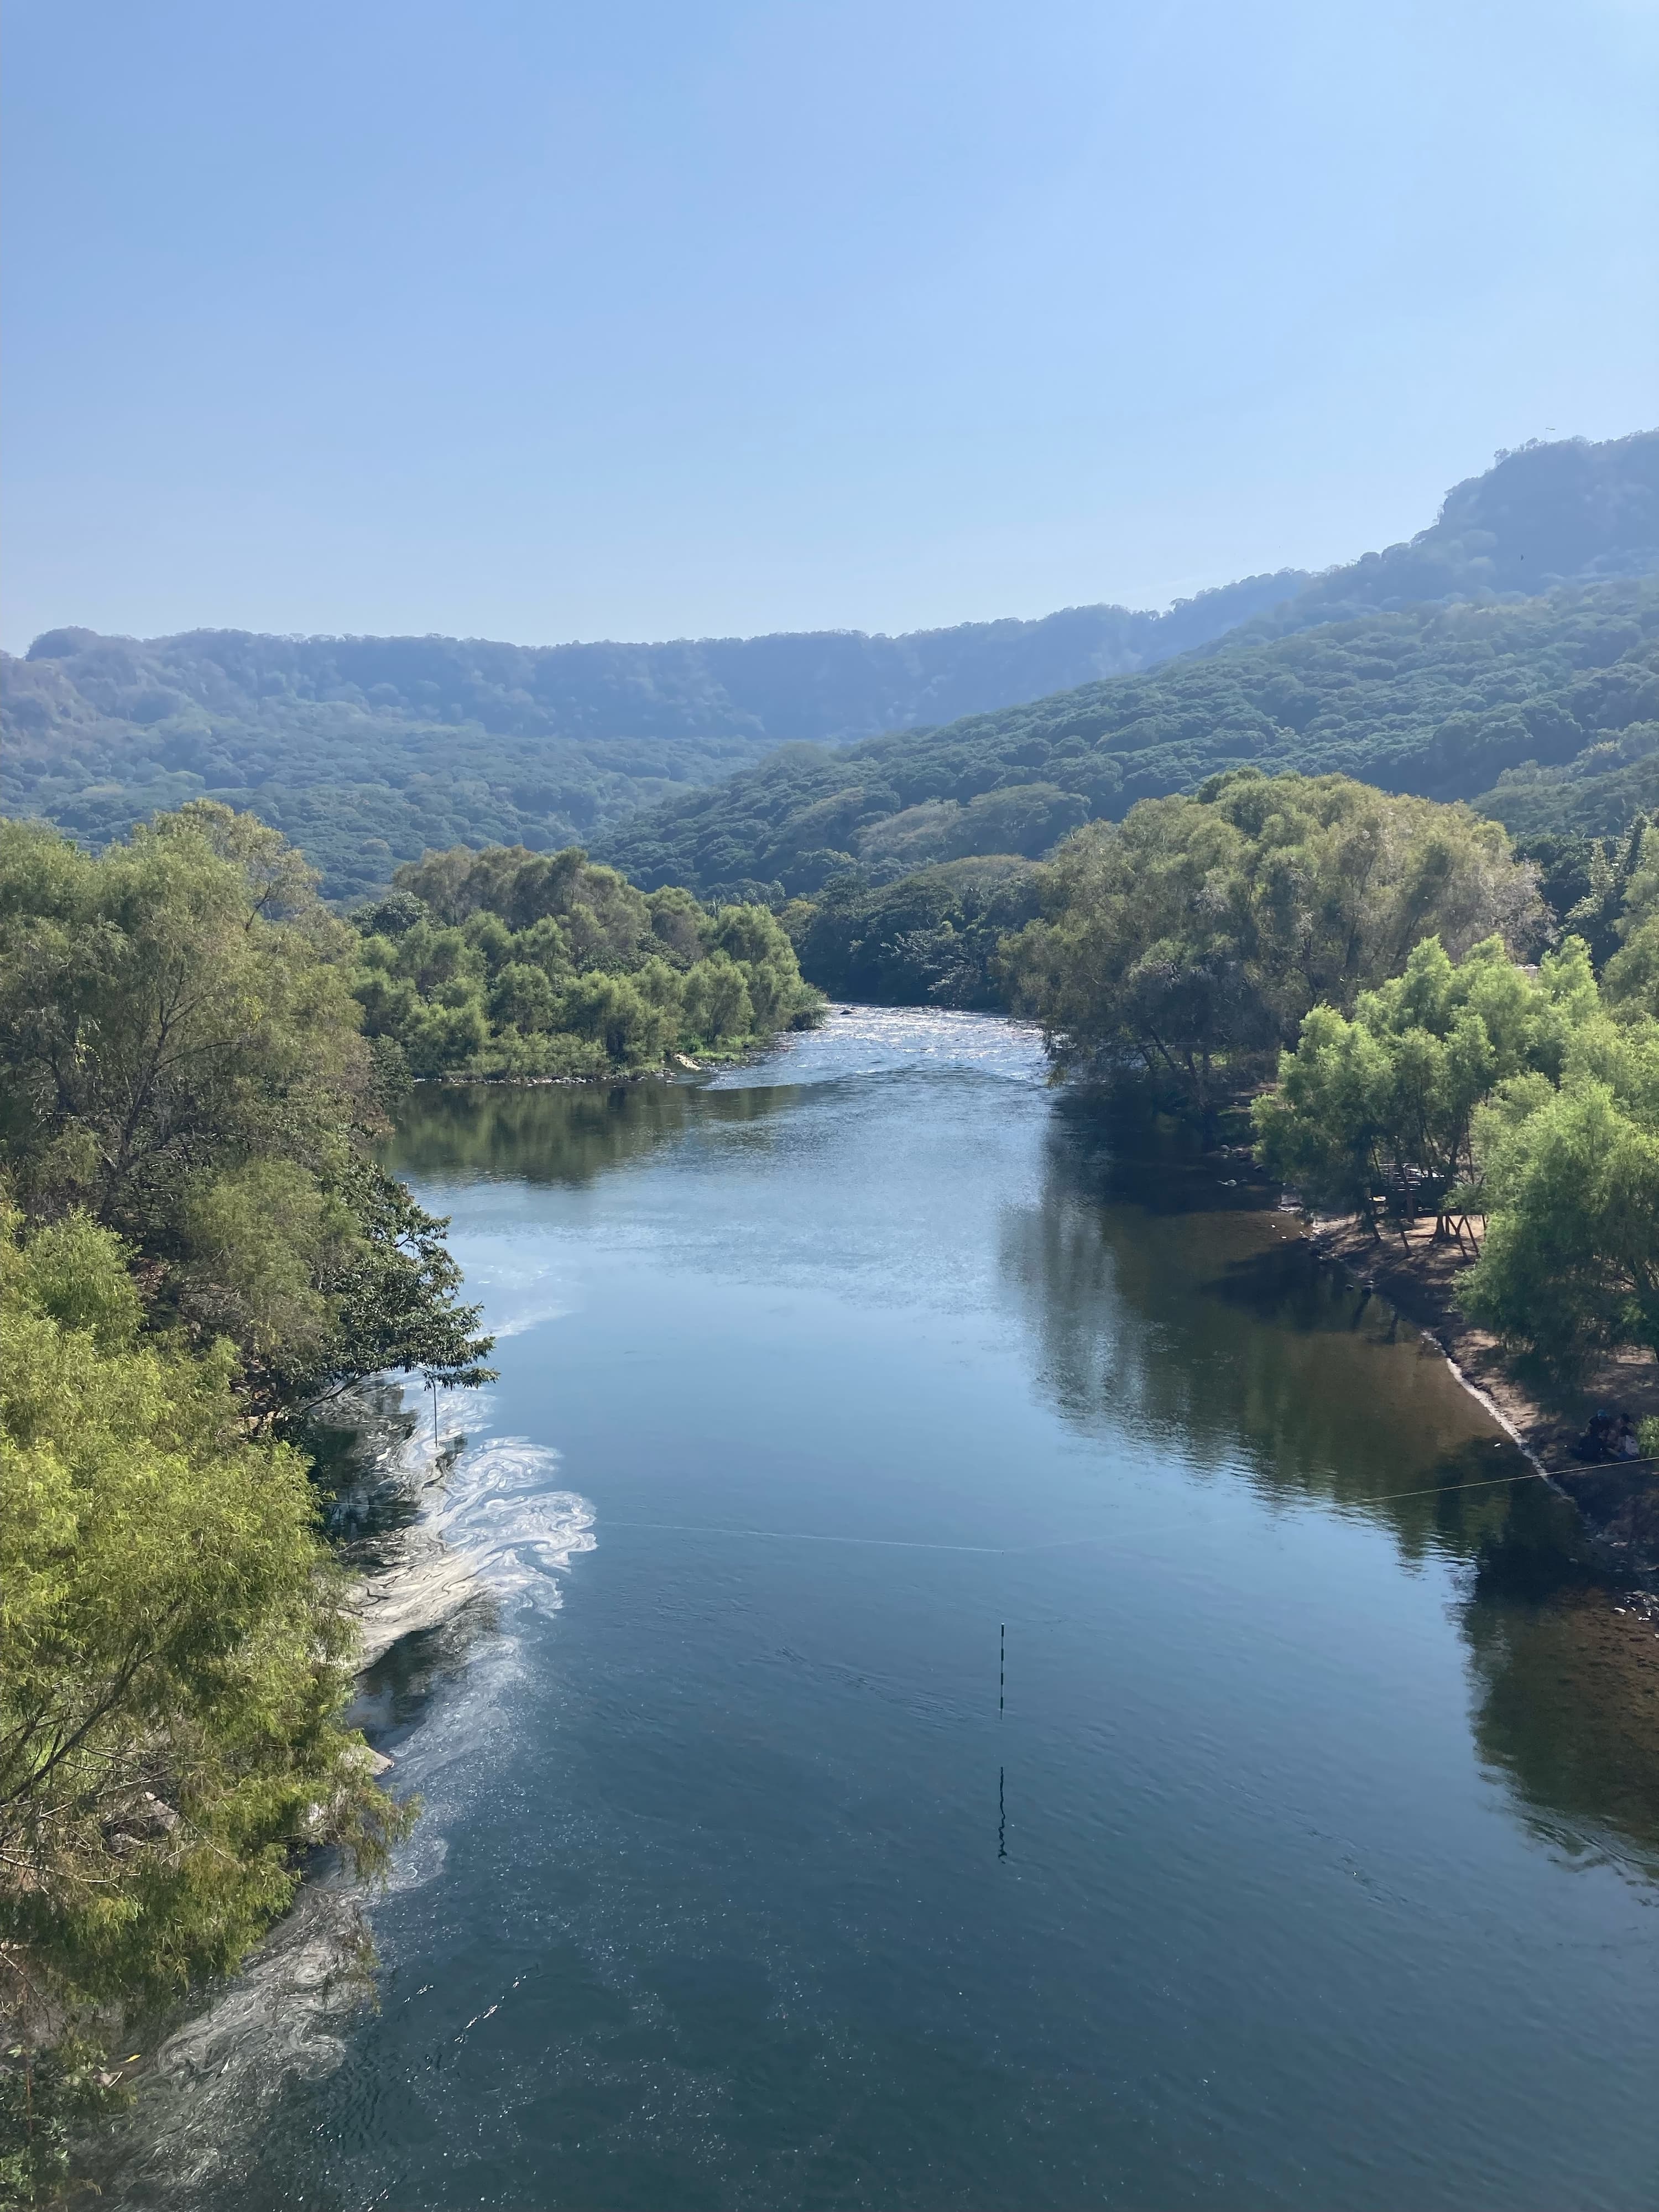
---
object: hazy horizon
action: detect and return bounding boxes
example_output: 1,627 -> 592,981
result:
4,1 -> 1656,655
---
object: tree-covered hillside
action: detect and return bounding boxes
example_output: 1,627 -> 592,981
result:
7,432 -> 1655,901
1237,428 -> 1659,640
600,580 -> 1659,899
1,573 -> 1303,904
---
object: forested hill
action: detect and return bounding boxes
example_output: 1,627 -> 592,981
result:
598,580 -> 1659,899
0,572 -> 1303,904
1234,427 -> 1659,639
5,429 -> 1655,901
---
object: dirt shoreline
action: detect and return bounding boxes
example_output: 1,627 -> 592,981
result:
1291,1204 -> 1659,1579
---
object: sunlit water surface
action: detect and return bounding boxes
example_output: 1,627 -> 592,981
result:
107,1010 -> 1659,2209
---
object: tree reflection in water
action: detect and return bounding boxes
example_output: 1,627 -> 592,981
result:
1002,1094 -> 1659,1880
390,1077 -> 1659,1880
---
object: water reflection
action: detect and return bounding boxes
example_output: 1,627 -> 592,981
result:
98,1021 -> 1659,2211
388,1077 -> 793,1187
1008,1096 -> 1659,1876
397,1072 -> 1659,1884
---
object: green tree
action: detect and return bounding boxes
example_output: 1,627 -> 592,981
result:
1005,770 -> 1545,1123
349,850 -> 822,1077
1,1209 -> 407,2164
679,955 -> 754,1049
1252,936 -> 1597,1230
1603,818 -> 1659,1014
0,810 -> 493,1423
1459,1013 -> 1659,1370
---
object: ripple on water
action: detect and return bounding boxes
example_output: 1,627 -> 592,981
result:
703,1003 -> 1047,1090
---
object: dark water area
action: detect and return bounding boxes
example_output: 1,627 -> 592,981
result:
111,1011 -> 1659,2209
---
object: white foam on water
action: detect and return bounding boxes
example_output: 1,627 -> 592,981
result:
352,1388 -> 596,1664
420,1431 -> 597,1602
489,1296 -> 573,1337
453,1254 -> 574,1339
705,1004 -> 1047,1091
96,1880 -> 372,2202
99,1393 -> 596,2204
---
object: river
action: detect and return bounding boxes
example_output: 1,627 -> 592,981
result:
108,1009 -> 1659,2208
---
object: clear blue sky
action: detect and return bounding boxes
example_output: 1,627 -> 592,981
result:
3,0 -> 1655,652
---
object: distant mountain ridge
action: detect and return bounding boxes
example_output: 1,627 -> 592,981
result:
1235,427 -> 1659,640
4,430 -> 1656,899
597,578 -> 1659,899
1,573 -> 1305,902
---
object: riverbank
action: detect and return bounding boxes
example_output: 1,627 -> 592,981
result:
316,1383 -> 493,1672
1292,1204 -> 1659,1581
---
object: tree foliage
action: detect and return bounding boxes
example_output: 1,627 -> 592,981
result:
352,843 -> 822,1079
785,858 -> 1040,1009
0,806 -> 493,1421
1252,936 -> 1598,1227
1601,817 -> 1659,1014
0,1209 -> 409,2184
1003,770 -> 1545,1121
600,579 -> 1659,900
0,806 -> 507,2192
1458,1013 -> 1659,1371
1251,894 -> 1659,1372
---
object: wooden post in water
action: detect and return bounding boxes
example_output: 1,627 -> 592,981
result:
1000,1623 -> 1005,1715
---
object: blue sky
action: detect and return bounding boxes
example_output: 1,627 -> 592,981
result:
3,0 -> 1655,651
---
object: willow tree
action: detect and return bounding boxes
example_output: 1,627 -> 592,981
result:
1459,1010 -> 1659,1371
1251,935 -> 1597,1232
1003,770 -> 1545,1123
0,807 -> 493,1421
1,1210 -> 408,2194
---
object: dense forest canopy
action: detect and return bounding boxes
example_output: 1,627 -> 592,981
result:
603,579 -> 1659,899
352,843 -> 822,1079
7,432 -> 1656,901
0,805 -> 494,2189
1000,770 -> 1547,1123
1,573 -> 1303,904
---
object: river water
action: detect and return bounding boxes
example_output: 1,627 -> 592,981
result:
113,1010 -> 1659,2208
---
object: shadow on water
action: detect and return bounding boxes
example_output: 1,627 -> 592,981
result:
347,1600 -> 500,1752
400,1073 -> 1659,1882
88,1023 -> 1659,2211
386,1077 -> 798,1187
1008,1093 -> 1659,1877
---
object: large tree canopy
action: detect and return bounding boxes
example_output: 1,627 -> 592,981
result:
1001,771 -> 1545,1121
1252,935 -> 1599,1227
1459,1012 -> 1659,1372
0,805 -> 493,1420
352,843 -> 822,1081
0,1208 -> 409,2197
